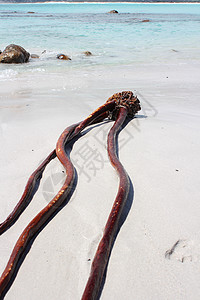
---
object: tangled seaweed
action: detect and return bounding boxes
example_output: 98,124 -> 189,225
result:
0,92 -> 141,300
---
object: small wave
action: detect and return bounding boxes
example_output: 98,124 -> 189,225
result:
30,67 -> 46,73
0,69 -> 18,80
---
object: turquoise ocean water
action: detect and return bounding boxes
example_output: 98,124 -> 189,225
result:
0,3 -> 200,78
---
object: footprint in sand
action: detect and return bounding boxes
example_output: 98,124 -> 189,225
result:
165,239 -> 194,263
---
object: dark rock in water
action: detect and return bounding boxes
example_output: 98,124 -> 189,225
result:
57,54 -> 71,60
31,54 -> 40,58
83,51 -> 92,56
108,10 -> 118,14
142,19 -> 150,23
0,44 -> 30,64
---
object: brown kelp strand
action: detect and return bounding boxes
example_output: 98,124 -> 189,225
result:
0,105 -> 111,236
81,107 -> 130,300
0,122 -> 78,237
0,150 -> 56,236
0,123 -> 78,298
74,100 -> 115,136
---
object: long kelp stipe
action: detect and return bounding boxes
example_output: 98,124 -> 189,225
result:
0,91 -> 141,299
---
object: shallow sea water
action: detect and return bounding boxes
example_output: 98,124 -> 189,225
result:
0,3 -> 200,69
0,3 -> 200,104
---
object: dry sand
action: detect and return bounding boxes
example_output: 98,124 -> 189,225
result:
0,62 -> 200,299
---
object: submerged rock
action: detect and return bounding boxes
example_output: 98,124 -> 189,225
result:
83,51 -> 92,56
57,54 -> 71,60
0,44 -> 30,64
31,54 -> 40,58
108,10 -> 118,14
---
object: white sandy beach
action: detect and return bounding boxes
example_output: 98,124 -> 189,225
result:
0,61 -> 200,299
